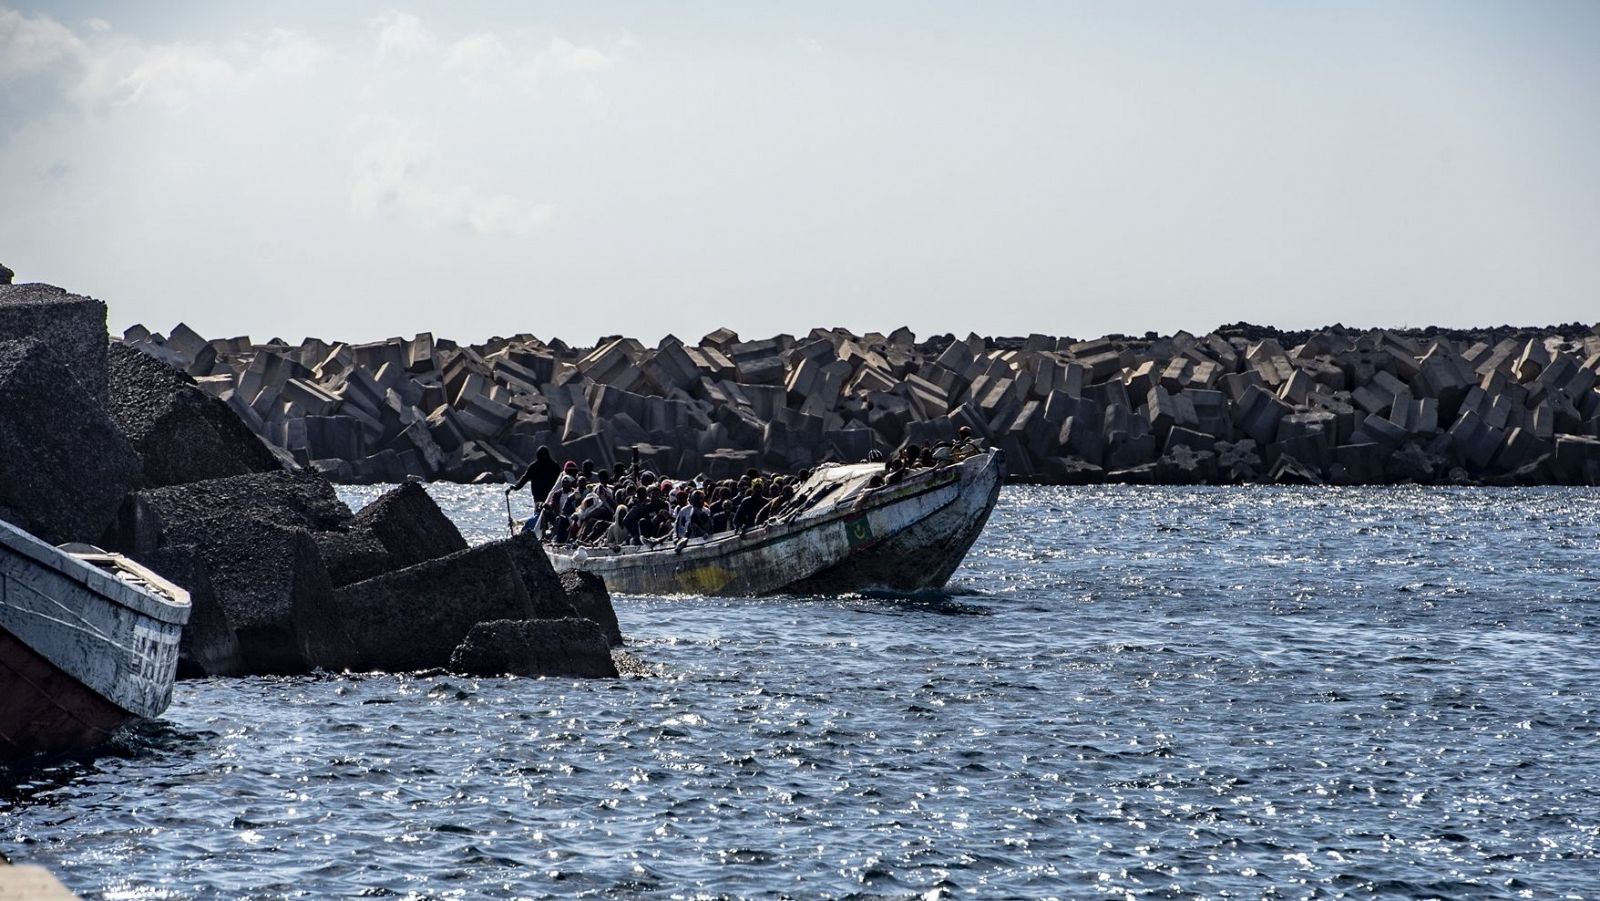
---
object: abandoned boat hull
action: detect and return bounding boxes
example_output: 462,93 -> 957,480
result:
0,519 -> 190,758
549,450 -> 1003,596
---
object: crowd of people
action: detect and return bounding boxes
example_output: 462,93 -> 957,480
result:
505,427 -> 986,550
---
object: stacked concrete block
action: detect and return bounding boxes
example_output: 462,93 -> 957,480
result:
116,319 -> 1600,486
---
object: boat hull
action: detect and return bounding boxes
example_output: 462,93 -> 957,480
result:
0,520 -> 190,758
0,628 -> 131,757
550,451 -> 1003,596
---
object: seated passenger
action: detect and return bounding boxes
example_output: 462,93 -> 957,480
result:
603,505 -> 631,547
674,490 -> 714,540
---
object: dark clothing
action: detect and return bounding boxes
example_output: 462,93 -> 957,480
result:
513,450 -> 561,503
734,494 -> 764,530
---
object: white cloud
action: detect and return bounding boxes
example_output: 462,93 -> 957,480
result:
0,7 -> 83,77
796,37 -> 824,56
372,11 -> 435,61
1,10 -> 326,116
549,36 -> 614,74
256,29 -> 328,79
445,32 -> 509,74
113,42 -> 237,110
349,120 -> 553,236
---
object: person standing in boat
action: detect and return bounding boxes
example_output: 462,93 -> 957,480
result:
507,446 -> 562,528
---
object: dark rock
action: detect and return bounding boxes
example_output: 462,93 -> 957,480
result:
139,546 -> 245,678
109,470 -> 355,555
1386,440 -> 1445,484
169,519 -> 358,674
493,529 -> 580,619
351,480 -> 468,568
0,337 -> 141,545
332,541 -> 537,671
0,262 -> 12,284
1268,455 -> 1324,485
1553,435 -> 1600,485
313,528 -> 394,588
559,570 -> 624,647
106,342 -> 285,488
449,618 -> 618,678
0,283 -> 109,402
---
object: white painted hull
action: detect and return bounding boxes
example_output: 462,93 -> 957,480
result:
549,451 -> 1004,596
0,519 -> 190,756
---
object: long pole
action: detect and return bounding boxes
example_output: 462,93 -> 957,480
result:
504,489 -> 516,535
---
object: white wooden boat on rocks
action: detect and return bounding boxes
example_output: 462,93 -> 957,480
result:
549,449 -> 1004,596
0,518 -> 190,758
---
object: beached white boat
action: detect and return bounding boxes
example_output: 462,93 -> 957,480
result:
0,519 -> 190,758
548,450 -> 1004,596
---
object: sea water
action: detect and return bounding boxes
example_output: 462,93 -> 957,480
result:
3,485 -> 1599,899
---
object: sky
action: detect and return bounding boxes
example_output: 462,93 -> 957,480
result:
2,1 -> 1598,346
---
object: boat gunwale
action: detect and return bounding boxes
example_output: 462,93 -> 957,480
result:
546,454 -> 988,570
0,520 -> 191,626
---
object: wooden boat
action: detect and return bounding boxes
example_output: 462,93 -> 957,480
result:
548,450 -> 1004,596
0,519 -> 190,759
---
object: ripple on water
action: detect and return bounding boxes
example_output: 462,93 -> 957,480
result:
3,485 -> 1599,898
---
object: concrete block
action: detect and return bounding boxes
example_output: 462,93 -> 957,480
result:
1277,368 -> 1321,405
0,283 -> 110,402
333,541 -> 537,671
0,338 -> 142,545
449,618 -> 617,678
1514,338 -> 1550,381
642,339 -> 703,394
107,342 -> 286,488
1233,384 -> 1292,445
1163,426 -> 1217,456
1333,441 -> 1390,483
1389,395 -> 1439,436
352,481 -> 468,569
577,339 -> 645,392
1552,434 -> 1600,485
701,327 -> 740,352
1221,370 -> 1265,403
1126,359 -> 1160,397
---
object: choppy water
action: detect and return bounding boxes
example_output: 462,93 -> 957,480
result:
4,486 -> 1600,899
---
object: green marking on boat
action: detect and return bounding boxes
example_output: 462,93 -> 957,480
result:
844,516 -> 873,546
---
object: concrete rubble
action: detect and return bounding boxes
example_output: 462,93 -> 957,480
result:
1,281 -> 625,680
119,320 -> 1600,486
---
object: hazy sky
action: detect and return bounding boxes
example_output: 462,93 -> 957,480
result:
2,2 -> 1597,345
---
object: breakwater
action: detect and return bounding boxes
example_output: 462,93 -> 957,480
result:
0,280 -> 621,687
124,321 -> 1600,485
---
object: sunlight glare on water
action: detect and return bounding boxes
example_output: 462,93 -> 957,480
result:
4,484 -> 1599,898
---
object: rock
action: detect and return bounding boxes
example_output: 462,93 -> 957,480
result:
494,529 -> 581,619
0,283 -> 109,403
106,342 -> 286,488
1553,435 -> 1600,485
332,541 -> 537,671
1269,454 -> 1324,485
350,480 -> 468,569
0,262 -> 12,284
168,518 -> 358,674
0,338 -> 141,545
110,469 -> 355,555
559,570 -> 624,647
140,545 -> 245,678
449,619 -> 618,678
313,528 -> 394,589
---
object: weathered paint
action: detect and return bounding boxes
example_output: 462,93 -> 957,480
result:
0,519 -> 190,757
549,451 -> 1004,596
